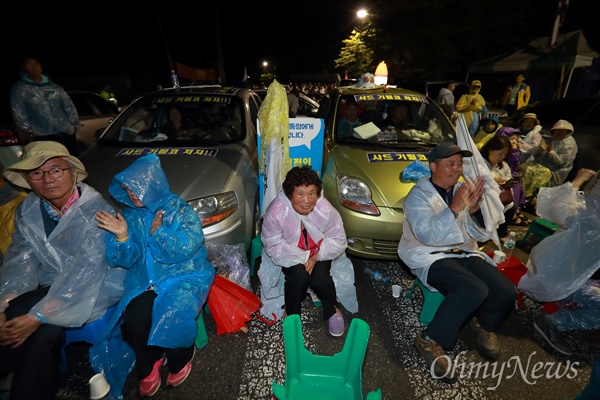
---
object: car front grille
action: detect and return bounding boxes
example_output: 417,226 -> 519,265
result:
372,240 -> 400,257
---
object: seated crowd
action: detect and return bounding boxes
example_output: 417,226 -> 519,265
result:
0,132 -> 597,398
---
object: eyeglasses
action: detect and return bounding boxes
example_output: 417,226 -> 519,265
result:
25,167 -> 72,181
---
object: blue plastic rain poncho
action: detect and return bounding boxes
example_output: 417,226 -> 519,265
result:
518,176 -> 600,302
258,190 -> 358,320
10,73 -> 79,139
398,177 -> 496,292
0,183 -> 126,326
89,154 -> 215,400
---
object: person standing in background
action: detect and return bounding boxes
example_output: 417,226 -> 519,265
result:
287,85 -> 299,118
501,72 -> 531,117
100,82 -> 118,106
456,80 -> 486,137
10,57 -> 80,156
436,80 -> 458,119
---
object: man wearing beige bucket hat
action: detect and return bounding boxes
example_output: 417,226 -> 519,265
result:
0,141 -> 126,399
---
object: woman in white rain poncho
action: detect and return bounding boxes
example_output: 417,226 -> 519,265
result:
258,166 -> 358,337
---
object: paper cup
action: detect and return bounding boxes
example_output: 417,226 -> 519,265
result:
493,250 -> 506,264
392,284 -> 402,298
89,373 -> 110,400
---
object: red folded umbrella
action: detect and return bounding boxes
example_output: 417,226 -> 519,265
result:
207,274 -> 276,335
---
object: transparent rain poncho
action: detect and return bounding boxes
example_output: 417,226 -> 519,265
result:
258,190 -> 358,320
89,154 -> 215,400
0,183 -> 126,326
10,74 -> 79,138
518,177 -> 600,302
397,177 -> 496,292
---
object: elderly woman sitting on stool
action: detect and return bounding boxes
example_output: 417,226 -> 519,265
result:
257,165 -> 358,337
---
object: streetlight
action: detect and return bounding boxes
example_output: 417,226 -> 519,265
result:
357,9 -> 368,31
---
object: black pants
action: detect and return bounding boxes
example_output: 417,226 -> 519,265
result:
425,256 -> 517,349
0,287 -> 66,400
498,205 -> 517,238
121,291 -> 194,379
281,261 -> 338,320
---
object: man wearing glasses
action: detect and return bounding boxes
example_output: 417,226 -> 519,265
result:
0,141 -> 125,400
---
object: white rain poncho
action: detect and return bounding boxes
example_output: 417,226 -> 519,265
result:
529,135 -> 578,187
518,177 -> 600,302
89,154 -> 215,400
258,190 -> 358,320
398,177 -> 496,292
0,183 -> 126,326
10,74 -> 79,139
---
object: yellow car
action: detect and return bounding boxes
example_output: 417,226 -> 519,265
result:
317,84 -> 457,260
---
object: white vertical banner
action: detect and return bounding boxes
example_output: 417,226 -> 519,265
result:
456,115 -> 505,249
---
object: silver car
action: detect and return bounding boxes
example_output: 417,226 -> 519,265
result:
80,85 -> 263,252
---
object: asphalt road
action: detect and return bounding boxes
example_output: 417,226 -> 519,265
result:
55,219 -> 599,400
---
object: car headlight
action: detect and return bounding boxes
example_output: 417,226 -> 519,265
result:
188,191 -> 238,228
336,174 -> 380,216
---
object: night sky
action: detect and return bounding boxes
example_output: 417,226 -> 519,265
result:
0,1 -> 597,99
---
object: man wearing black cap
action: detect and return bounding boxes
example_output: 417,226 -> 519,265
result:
398,141 -> 517,384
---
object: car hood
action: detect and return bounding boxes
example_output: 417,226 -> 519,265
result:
81,143 -> 243,209
329,145 -> 430,208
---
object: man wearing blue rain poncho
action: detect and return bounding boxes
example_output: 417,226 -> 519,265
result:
89,153 -> 215,398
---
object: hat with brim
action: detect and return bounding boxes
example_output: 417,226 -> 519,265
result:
550,119 -> 574,134
3,141 -> 87,189
428,142 -> 473,161
470,80 -> 482,87
518,112 -> 540,126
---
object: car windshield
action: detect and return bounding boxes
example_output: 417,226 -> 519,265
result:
334,94 -> 456,148
100,94 -> 244,145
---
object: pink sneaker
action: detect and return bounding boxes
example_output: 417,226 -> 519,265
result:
140,357 -> 165,397
166,362 -> 192,387
166,348 -> 195,387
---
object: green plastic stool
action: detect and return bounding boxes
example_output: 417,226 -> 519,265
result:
250,235 -> 262,276
406,278 -> 445,326
195,308 -> 208,349
516,217 -> 558,253
272,314 -> 382,400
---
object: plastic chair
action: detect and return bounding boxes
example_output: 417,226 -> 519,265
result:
405,278 -> 445,326
516,217 -> 558,253
272,314 -> 382,400
250,235 -> 262,276
59,304 -> 117,373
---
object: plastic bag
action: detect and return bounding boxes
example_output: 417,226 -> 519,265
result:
536,184 -> 583,228
517,161 -> 552,197
401,160 -> 431,182
205,243 -> 251,290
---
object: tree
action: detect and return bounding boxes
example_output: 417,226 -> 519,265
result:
334,23 -> 376,78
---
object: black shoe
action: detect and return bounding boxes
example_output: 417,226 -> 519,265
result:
533,315 -> 574,356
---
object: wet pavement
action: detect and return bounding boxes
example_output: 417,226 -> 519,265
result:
55,218 -> 599,399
